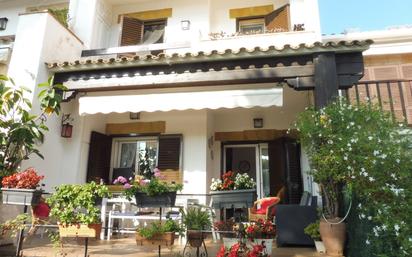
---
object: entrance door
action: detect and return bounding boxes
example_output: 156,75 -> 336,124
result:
224,144 -> 269,199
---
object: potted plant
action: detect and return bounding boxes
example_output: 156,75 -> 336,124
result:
135,219 -> 183,247
181,205 -> 212,247
216,241 -> 268,257
214,218 -> 239,248
243,219 -> 276,255
304,222 -> 325,253
1,168 -> 44,206
46,182 -> 110,238
209,171 -> 257,209
114,168 -> 183,207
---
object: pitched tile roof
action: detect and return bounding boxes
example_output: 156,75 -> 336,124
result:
47,40 -> 373,72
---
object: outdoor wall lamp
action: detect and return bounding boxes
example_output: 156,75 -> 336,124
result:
61,114 -> 73,138
253,118 -> 264,128
0,18 -> 8,31
181,20 -> 190,30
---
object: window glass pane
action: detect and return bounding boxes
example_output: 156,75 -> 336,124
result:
143,21 -> 166,44
137,140 -> 158,177
119,143 -> 137,168
238,18 -> 265,34
260,147 -> 270,197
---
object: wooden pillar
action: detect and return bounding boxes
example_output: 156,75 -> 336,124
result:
313,52 -> 339,108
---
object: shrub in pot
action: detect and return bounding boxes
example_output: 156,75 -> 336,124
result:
135,219 -> 183,247
181,205 -> 212,248
304,222 -> 325,253
46,182 -> 110,239
1,168 -> 44,206
295,99 -> 412,257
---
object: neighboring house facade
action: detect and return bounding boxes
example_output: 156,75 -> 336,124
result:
324,28 -> 412,125
0,0 -> 370,206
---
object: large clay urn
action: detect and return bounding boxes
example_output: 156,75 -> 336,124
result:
319,218 -> 346,256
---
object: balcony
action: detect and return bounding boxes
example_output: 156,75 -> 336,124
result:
344,79 -> 412,125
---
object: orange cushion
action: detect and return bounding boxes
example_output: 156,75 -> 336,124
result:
255,197 -> 280,214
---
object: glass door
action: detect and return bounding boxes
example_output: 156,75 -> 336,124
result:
224,144 -> 261,198
259,143 -> 270,198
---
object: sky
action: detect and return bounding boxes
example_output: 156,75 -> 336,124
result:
319,0 -> 412,35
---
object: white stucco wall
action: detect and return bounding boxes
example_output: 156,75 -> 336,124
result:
0,0 -> 68,37
6,12 -> 83,191
65,0 -> 321,51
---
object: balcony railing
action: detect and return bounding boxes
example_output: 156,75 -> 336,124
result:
343,79 -> 412,125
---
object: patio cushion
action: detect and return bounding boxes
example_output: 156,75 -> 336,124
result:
255,197 -> 280,214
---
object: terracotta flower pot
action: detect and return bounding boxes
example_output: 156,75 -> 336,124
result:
319,219 -> 346,257
187,231 -> 206,248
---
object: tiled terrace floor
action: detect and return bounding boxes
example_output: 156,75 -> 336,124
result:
0,235 -> 322,257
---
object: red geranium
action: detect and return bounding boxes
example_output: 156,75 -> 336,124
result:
1,168 -> 44,189
216,242 -> 267,257
221,171 -> 235,190
244,219 -> 276,239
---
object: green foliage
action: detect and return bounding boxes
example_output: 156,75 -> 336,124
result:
137,219 -> 183,239
0,75 -> 66,176
304,222 -> 320,241
295,99 -> 412,257
46,182 -> 110,225
0,214 -> 30,237
48,8 -> 69,28
181,205 -> 212,231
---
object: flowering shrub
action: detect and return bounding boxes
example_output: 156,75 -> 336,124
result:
216,242 -> 267,257
244,219 -> 275,239
113,168 -> 183,200
210,171 -> 256,191
1,167 -> 44,189
295,99 -> 412,256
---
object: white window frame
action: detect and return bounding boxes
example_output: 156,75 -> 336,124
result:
110,136 -> 158,180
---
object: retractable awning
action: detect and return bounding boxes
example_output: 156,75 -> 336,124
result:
78,87 -> 283,115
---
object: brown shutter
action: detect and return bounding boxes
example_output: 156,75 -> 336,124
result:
265,4 -> 290,32
282,138 -> 303,204
86,131 -> 112,183
157,135 -> 182,170
120,16 -> 143,46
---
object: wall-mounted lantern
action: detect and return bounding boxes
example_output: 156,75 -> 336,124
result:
181,20 -> 190,30
61,114 -> 73,138
0,18 -> 8,31
253,118 -> 264,128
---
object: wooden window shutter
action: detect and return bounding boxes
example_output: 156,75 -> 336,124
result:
157,135 -> 182,170
120,16 -> 143,46
265,4 -> 290,32
86,131 -> 112,183
283,138 -> 303,204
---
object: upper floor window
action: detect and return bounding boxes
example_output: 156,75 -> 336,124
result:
234,4 -> 290,35
238,18 -> 265,34
120,17 -> 167,47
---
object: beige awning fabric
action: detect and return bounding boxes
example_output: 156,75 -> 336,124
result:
78,87 -> 283,115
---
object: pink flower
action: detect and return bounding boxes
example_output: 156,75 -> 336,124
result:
140,179 -> 149,186
123,183 -> 131,189
154,171 -> 161,178
153,168 -> 160,173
